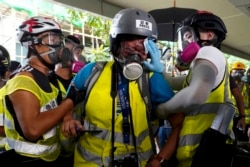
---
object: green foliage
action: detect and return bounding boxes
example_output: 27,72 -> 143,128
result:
67,9 -> 111,46
86,45 -> 111,62
67,9 -> 84,22
84,15 -> 111,46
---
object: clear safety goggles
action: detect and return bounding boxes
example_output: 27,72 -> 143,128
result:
177,26 -> 197,51
39,32 -> 65,47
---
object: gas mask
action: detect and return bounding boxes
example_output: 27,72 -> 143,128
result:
116,38 -> 147,80
41,45 -> 72,68
39,32 -> 72,68
175,26 -> 200,71
231,69 -> 245,82
116,54 -> 143,80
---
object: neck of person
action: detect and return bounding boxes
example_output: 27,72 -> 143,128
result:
28,56 -> 51,76
55,64 -> 72,80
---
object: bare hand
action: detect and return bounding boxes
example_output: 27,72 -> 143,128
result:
61,119 -> 84,137
146,158 -> 161,167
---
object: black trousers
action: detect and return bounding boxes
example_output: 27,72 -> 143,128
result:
0,149 -> 73,167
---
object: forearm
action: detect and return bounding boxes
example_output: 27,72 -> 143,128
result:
157,125 -> 182,160
157,113 -> 184,160
157,61 -> 216,119
0,126 -> 5,136
235,96 -> 245,116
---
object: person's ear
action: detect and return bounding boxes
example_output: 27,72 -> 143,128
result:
207,31 -> 215,40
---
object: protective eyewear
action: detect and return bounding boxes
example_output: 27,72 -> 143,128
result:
39,32 -> 64,47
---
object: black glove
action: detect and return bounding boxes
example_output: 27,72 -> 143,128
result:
66,85 -> 85,106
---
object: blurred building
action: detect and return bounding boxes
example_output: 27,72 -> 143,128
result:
0,0 -> 107,65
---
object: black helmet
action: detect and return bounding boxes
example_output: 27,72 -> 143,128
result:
109,8 -> 158,55
0,45 -> 10,77
65,35 -> 81,45
183,11 -> 227,42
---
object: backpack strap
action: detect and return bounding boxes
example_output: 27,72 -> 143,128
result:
84,62 -> 107,98
138,72 -> 152,113
139,72 -> 157,155
77,62 -> 107,118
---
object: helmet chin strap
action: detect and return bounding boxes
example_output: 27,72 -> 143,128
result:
31,47 -> 55,70
198,38 -> 217,47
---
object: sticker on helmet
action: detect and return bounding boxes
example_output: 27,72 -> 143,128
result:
136,20 -> 152,31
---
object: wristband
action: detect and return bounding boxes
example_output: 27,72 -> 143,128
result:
154,154 -> 168,166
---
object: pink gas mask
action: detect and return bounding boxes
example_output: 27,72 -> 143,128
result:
175,26 -> 200,71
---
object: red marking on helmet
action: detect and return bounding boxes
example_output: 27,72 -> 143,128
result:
23,18 -> 38,33
197,11 -> 213,15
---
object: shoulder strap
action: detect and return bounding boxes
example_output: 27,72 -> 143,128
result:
139,72 -> 157,154
77,62 -> 107,118
84,61 -> 107,98
138,72 -> 152,113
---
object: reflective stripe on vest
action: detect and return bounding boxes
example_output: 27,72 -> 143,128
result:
179,103 -> 234,147
76,141 -> 152,167
7,138 -> 59,155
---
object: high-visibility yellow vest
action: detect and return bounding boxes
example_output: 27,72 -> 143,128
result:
4,75 -> 61,161
176,65 -> 233,167
74,62 -> 154,167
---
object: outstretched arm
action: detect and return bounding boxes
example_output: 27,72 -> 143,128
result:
156,59 -> 217,119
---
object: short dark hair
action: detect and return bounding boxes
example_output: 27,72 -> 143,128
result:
65,35 -> 81,45
8,61 -> 22,72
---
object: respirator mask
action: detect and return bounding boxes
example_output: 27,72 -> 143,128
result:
116,54 -> 143,80
231,69 -> 245,81
39,32 -> 72,67
116,39 -> 146,80
175,26 -> 200,71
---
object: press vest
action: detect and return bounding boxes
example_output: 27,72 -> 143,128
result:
3,75 -> 61,161
176,65 -> 233,167
74,62 -> 154,167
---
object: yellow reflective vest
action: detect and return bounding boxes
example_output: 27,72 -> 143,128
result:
176,66 -> 233,167
74,62 -> 154,167
3,75 -> 61,161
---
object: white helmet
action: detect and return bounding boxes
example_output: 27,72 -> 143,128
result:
18,16 -> 62,45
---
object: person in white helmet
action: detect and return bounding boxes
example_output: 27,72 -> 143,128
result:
1,16 -> 83,167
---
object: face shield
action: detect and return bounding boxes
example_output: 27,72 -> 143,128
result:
175,26 -> 200,71
177,26 -> 197,51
